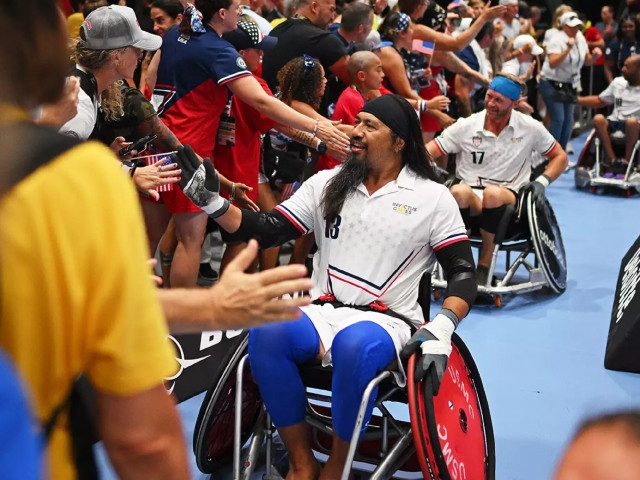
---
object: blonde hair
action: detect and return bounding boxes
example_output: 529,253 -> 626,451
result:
552,4 -> 573,29
70,37 -> 124,121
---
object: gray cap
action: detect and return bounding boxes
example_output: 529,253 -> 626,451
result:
81,5 -> 162,51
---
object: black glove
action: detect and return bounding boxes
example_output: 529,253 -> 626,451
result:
400,310 -> 457,395
528,174 -> 550,204
171,145 -> 229,218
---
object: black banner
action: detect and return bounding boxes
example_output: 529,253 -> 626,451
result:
166,330 -> 246,403
605,236 -> 640,373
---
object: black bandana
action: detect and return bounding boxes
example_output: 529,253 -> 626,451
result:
360,94 -> 414,142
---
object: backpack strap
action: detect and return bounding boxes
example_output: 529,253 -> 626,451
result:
71,67 -> 98,102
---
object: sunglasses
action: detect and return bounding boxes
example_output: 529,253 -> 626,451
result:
303,54 -> 315,72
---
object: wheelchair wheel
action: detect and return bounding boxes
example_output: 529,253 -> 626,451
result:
193,332 -> 263,473
408,332 -> 495,480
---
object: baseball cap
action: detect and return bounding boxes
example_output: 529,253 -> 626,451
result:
365,30 -> 393,51
223,20 -> 278,51
498,0 -> 518,5
559,11 -> 583,28
513,34 -> 544,56
81,6 -> 162,51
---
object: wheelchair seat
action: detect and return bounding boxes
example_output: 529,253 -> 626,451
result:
575,128 -> 640,196
432,184 -> 567,306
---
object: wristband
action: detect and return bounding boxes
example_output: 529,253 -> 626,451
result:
418,99 -> 427,112
535,174 -> 551,188
438,307 -> 460,328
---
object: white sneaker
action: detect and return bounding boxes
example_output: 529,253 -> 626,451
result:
566,142 -> 574,154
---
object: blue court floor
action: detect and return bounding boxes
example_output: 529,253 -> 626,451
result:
98,130 -> 640,480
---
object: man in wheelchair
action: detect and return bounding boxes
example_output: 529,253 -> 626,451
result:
426,73 -> 568,286
577,54 -> 640,176
171,95 -> 477,480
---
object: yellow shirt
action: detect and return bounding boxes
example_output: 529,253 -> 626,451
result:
0,140 -> 175,479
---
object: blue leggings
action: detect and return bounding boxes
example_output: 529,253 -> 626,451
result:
248,312 -> 396,441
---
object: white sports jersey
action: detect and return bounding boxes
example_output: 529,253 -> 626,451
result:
275,165 -> 467,327
434,110 -> 557,190
599,76 -> 640,121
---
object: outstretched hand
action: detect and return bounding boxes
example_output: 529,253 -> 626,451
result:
172,145 -> 229,218
208,240 -> 314,329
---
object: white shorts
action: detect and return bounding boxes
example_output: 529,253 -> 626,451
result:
300,303 -> 412,386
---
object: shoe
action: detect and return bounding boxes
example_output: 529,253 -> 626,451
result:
564,161 -> 577,172
197,262 -> 219,286
566,142 -> 574,154
476,265 -> 489,286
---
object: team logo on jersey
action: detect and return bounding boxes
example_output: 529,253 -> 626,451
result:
512,136 -> 523,143
472,136 -> 482,147
392,202 -> 417,215
236,57 -> 248,69
178,34 -> 190,44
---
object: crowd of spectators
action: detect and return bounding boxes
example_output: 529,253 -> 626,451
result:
3,0 -> 640,477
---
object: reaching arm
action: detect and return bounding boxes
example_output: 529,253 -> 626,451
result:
577,94 -> 609,109
436,50 -> 490,86
542,142 -> 569,182
426,139 -> 447,168
228,75 -> 350,154
412,2 -> 506,52
97,385 -> 190,480
160,240 -> 312,333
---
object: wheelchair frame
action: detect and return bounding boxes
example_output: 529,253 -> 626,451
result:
575,129 -> 640,196
432,188 -> 567,307
194,330 -> 495,480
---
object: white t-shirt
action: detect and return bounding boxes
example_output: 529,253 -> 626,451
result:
275,165 -> 467,326
501,17 -> 522,41
502,58 -> 533,80
541,30 -> 588,87
599,76 -> 640,121
434,110 -> 557,191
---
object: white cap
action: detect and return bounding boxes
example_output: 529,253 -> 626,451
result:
513,34 -> 544,56
499,0 -> 518,5
81,6 -> 162,51
559,11 -> 583,28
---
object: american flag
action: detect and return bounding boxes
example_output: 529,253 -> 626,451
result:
412,40 -> 435,56
142,152 -> 175,192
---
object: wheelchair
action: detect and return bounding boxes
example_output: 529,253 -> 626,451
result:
575,128 -> 640,196
193,275 -> 495,480
432,183 -> 568,307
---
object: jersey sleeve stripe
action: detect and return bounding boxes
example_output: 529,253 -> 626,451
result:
542,139 -> 558,156
433,233 -> 469,252
218,70 -> 252,85
434,138 -> 448,156
274,205 -> 309,234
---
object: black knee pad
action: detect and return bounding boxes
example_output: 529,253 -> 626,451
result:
481,205 -> 507,234
459,207 -> 472,229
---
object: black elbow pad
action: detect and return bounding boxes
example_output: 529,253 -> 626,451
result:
435,241 -> 477,308
227,209 -> 302,249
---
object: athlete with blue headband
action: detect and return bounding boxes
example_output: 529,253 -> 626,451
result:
426,72 -> 569,286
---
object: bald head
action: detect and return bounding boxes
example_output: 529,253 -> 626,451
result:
622,54 -> 640,85
347,51 -> 380,81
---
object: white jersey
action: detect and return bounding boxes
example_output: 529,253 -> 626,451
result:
500,17 -> 522,41
434,110 -> 557,191
275,165 -> 467,326
599,76 -> 640,121
502,58 -> 534,80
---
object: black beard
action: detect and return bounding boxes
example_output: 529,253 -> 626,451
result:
320,153 -> 369,223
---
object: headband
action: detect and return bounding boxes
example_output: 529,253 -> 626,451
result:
360,95 -> 413,141
396,13 -> 410,32
488,76 -> 522,101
